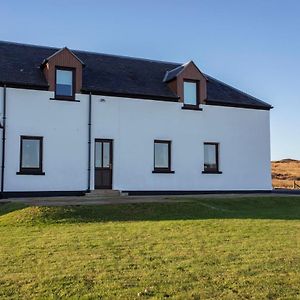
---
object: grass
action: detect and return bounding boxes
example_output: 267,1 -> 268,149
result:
0,197 -> 300,299
272,159 -> 300,189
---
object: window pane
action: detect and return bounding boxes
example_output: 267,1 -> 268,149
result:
95,142 -> 102,168
22,139 -> 40,168
204,144 -> 217,170
103,142 -> 110,168
154,142 -> 169,168
184,82 -> 197,105
56,69 -> 73,96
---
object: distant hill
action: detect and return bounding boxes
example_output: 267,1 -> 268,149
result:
272,159 -> 300,189
273,158 -> 300,164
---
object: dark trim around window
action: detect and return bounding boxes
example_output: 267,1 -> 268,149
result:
17,136 -> 45,175
202,142 -> 222,174
49,97 -> 80,102
54,66 -> 76,100
182,79 -> 200,110
182,105 -> 203,111
202,170 -> 223,174
153,140 -> 174,174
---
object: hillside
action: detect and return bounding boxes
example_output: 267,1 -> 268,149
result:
272,159 -> 300,189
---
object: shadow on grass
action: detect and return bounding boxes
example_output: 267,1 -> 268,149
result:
0,202 -> 27,217
0,196 -> 300,225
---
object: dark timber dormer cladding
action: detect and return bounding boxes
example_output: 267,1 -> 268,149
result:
41,47 -> 84,93
0,41 -> 272,110
163,61 -> 207,105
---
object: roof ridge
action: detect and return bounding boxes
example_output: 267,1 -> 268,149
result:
205,74 -> 272,107
73,49 -> 181,65
0,40 -> 59,51
0,40 -> 181,66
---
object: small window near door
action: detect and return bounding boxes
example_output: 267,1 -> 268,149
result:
17,136 -> 44,175
153,140 -> 174,173
203,143 -> 221,174
55,67 -> 75,99
183,80 -> 198,106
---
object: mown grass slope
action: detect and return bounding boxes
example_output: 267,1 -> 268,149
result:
0,197 -> 299,299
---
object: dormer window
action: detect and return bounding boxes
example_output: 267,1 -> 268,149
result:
55,67 -> 75,100
183,80 -> 199,106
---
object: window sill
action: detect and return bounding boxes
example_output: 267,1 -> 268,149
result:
202,171 -> 223,174
50,98 -> 80,102
16,171 -> 45,176
182,105 -> 203,111
152,170 -> 175,174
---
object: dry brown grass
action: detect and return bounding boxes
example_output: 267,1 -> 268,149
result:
272,159 -> 300,189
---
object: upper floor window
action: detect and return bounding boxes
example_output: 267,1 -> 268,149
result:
183,80 -> 198,106
153,140 -> 174,173
55,67 -> 75,99
18,136 -> 44,175
203,142 -> 221,174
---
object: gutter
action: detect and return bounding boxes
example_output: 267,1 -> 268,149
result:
205,100 -> 273,111
1,85 -> 7,198
81,89 -> 179,102
0,81 -> 49,91
87,92 -> 92,192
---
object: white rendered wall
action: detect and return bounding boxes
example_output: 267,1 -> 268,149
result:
4,88 -> 88,192
2,88 -> 272,192
91,95 -> 271,191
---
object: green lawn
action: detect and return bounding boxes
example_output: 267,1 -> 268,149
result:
0,197 -> 299,299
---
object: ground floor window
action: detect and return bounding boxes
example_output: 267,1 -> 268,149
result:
203,142 -> 221,173
17,136 -> 44,175
153,140 -> 174,173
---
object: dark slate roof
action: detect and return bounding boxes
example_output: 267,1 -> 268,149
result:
0,41 -> 272,110
79,50 -> 179,100
205,75 -> 272,110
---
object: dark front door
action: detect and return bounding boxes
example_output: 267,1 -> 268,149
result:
94,139 -> 113,189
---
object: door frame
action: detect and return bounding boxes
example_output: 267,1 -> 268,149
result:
94,138 -> 113,189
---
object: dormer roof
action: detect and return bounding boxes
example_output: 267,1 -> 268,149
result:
163,64 -> 186,82
163,61 -> 207,83
41,47 -> 85,68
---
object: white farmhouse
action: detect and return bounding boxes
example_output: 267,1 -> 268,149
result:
0,41 -> 272,197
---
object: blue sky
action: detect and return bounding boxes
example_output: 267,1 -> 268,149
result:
1,0 -> 299,160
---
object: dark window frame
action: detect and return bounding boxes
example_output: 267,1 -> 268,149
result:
55,66 -> 76,100
202,142 -> 222,174
94,138 -> 113,189
153,140 -> 174,174
17,136 -> 45,175
183,79 -> 200,109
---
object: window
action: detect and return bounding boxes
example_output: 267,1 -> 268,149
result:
203,143 -> 221,174
55,67 -> 75,99
95,140 -> 112,169
18,136 -> 44,175
153,140 -> 174,173
183,80 -> 198,106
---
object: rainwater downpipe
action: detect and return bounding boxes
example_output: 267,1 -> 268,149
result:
1,85 -> 7,198
87,92 -> 92,192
